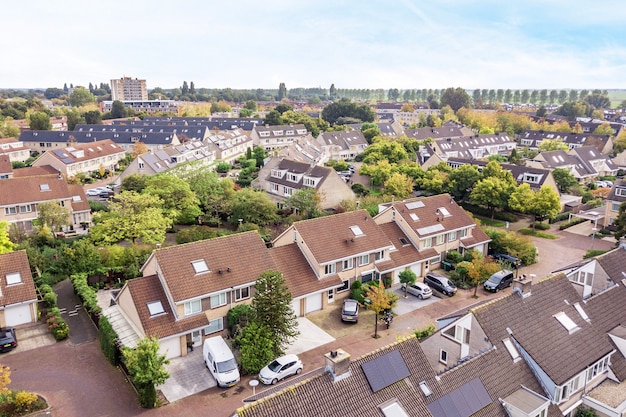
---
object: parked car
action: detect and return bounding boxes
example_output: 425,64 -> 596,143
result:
341,298 -> 359,323
401,282 -> 432,299
484,269 -> 515,292
258,354 -> 303,385
86,188 -> 100,197
0,328 -> 17,353
491,254 -> 521,269
203,336 -> 240,388
424,272 -> 457,296
99,190 -> 113,198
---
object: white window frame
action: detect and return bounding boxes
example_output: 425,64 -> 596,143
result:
439,349 -> 448,364
204,318 -> 224,335
359,254 -> 369,266
342,258 -> 353,271
337,280 -> 350,293
184,299 -> 201,316
325,263 -> 336,275
5,272 -> 22,285
459,228 -> 468,238
435,234 -> 444,245
234,287 -> 250,302
210,292 -> 227,308
4,207 -> 17,215
448,231 -> 457,241
423,237 -> 432,248
19,205 -> 31,213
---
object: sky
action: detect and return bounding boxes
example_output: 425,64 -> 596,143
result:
3,0 -> 626,91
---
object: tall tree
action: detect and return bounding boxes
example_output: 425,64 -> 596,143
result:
285,188 -> 323,219
251,270 -> 299,355
447,164 -> 480,201
278,82 -> 287,101
470,177 -> 515,219
144,174 -> 201,224
83,110 -> 102,124
37,201 -> 71,234
0,221 -> 15,254
122,336 -> 169,408
229,188 -> 279,227
384,173 -> 414,199
464,251 -> 501,297
329,83 -> 337,99
69,87 -> 95,107
538,138 -> 568,152
440,87 -> 472,111
364,283 -> 398,338
110,100 -> 127,119
551,168 -> 578,193
29,112 -> 52,130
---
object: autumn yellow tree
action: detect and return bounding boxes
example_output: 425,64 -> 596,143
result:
464,251 -> 501,298
132,141 -> 148,158
364,283 -> 398,339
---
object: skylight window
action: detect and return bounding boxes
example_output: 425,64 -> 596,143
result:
40,184 -> 50,191
409,213 -> 419,221
350,225 -> 364,237
503,338 -> 521,362
437,207 -> 451,217
191,260 -> 209,274
5,272 -> 22,285
405,201 -> 425,210
554,311 -> 580,334
574,302 -> 590,322
380,401 -> 410,417
419,381 -> 433,397
147,301 -> 165,316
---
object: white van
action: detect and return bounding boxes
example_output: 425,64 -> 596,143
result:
203,336 -> 240,388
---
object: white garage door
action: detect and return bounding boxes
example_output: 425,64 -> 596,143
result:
5,304 -> 32,327
159,337 -> 182,359
410,264 -> 423,278
291,299 -> 301,317
305,293 -> 322,314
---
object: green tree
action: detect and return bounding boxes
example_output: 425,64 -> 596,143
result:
111,100 -> 127,118
360,159 -> 393,187
593,122 -> 614,136
485,229 -> 537,265
121,173 -> 148,193
251,270 -> 299,355
552,168 -> 578,193
83,110 -> 102,124
278,82 -> 287,101
470,177 -> 515,219
614,202 -> 626,240
122,336 -> 169,408
364,283 -> 398,338
285,188 -> 323,219
384,173 -> 414,199
28,111 -> 52,130
263,110 -> 283,125
237,321 -> 277,374
465,251 -> 501,297
90,191 -> 172,245
69,87 -> 95,107
538,138 -> 569,152
361,138 -> 409,164
322,98 -> 375,125
399,270 -> 417,298
531,185 -> 561,223
439,87 -> 471,111
0,221 -> 15,254
447,164 -> 481,201
229,189 -> 275,226
187,171 -> 235,226
508,183 -> 535,214
37,201 -> 71,234
144,174 -> 201,224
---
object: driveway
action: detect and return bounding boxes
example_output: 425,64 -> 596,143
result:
285,317 -> 335,356
158,348 -> 216,404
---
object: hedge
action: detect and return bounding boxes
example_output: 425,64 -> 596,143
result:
69,273 -> 102,315
458,202 -> 518,222
98,315 -> 120,365
559,218 -> 588,230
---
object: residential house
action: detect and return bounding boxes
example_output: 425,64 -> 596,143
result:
75,124 -> 211,142
250,124 -> 312,152
272,210 -> 394,312
100,100 -> 178,114
19,130 -> 180,154
316,130 -> 368,161
116,141 -> 216,186
374,194 -> 491,279
519,130 -> 613,154
394,107 -> 441,126
420,133 -> 517,168
405,122 -> 473,142
0,155 -> 12,179
346,121 -> 404,137
275,137 -> 324,165
0,138 -> 31,164
602,179 -> 626,227
204,128 -> 253,163
31,139 -> 126,178
0,173 -> 91,233
528,146 -> 618,183
0,251 -> 38,327
112,231 -> 276,359
253,158 -> 355,210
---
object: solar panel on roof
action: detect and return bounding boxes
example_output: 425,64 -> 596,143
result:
427,377 -> 491,417
417,224 -> 445,235
361,350 -> 410,393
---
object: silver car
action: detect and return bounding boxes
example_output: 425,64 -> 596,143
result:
401,282 -> 433,299
258,354 -> 303,385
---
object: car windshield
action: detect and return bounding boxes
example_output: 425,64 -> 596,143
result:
486,277 -> 500,285
216,358 -> 238,373
268,360 -> 282,372
445,279 -> 456,288
343,302 -> 357,313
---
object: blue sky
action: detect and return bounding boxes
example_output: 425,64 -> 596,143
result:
3,0 -> 626,91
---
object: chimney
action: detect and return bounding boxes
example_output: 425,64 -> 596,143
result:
512,274 -> 533,298
325,348 -> 351,382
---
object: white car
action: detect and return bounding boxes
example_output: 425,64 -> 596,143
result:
401,282 -> 433,299
86,189 -> 100,196
258,354 -> 303,385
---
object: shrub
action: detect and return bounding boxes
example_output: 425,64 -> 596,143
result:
69,273 -> 102,315
549,212 -> 571,223
46,308 -> 69,341
445,250 -> 463,264
43,291 -> 57,308
518,229 -> 557,239
13,390 -> 38,413
99,315 -> 120,365
175,225 -> 227,244
532,222 -> 551,230
350,280 -> 364,304
459,202 -> 518,222
227,304 -> 253,341
415,324 -> 436,340
559,218 -> 587,230
584,249 -> 609,259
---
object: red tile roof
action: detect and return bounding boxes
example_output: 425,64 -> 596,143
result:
0,251 -> 37,306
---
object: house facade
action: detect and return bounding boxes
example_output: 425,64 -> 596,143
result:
316,130 -> 368,161
0,251 -> 38,327
603,179 -> 626,227
250,124 -> 311,152
0,138 -> 30,163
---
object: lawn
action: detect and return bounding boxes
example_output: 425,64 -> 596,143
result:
518,228 -> 558,239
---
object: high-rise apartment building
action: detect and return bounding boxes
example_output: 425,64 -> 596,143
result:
110,77 -> 148,101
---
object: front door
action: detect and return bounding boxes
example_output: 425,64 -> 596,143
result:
191,330 -> 202,347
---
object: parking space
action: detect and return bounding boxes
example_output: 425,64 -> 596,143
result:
285,317 -> 335,356
158,347 -> 216,403
392,285 -> 442,315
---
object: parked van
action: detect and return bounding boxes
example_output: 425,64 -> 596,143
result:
203,336 -> 240,388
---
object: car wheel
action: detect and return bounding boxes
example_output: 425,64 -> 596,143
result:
417,294 -> 423,299
495,287 -> 500,293
296,368 -> 302,375
271,378 -> 278,385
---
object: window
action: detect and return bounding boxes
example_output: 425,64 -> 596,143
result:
375,250 -> 384,261
4,207 -> 16,215
184,300 -> 201,316
612,202 -> 621,212
271,183 -> 279,192
5,273 -> 22,285
423,238 -> 432,248
448,231 -> 457,241
19,205 -> 31,213
435,234 -> 444,245
138,161 -> 144,169
570,270 -> 593,286
398,237 -> 409,246
342,258 -> 353,271
191,260 -> 209,274
359,254 -> 369,266
328,289 -> 334,301
587,357 -> 609,382
350,225 -> 364,237
147,301 -> 165,316
554,311 -> 579,334
337,280 -> 349,292
234,287 -> 250,301
459,228 -> 468,238
616,187 -> 626,197
287,173 -> 298,182
325,263 -> 336,275
210,292 -> 227,308
204,318 -> 224,335
439,349 -> 448,364
454,326 -> 470,344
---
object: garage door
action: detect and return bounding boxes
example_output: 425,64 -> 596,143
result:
5,304 -> 32,327
291,299 -> 301,317
410,264 -> 423,278
159,337 -> 182,359
305,293 -> 322,314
